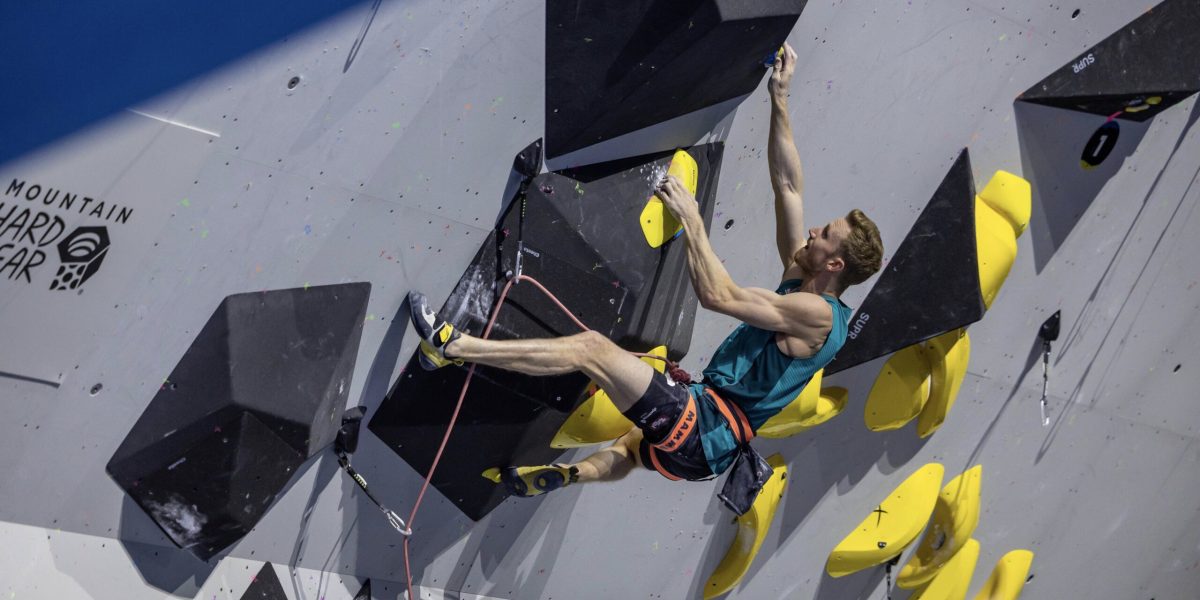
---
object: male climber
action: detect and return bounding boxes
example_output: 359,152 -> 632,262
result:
407,43 -> 883,496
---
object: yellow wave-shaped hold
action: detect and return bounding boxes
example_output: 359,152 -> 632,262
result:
703,454 -> 788,599
550,345 -> 667,448
759,369 -> 848,437
826,463 -> 944,578
806,386 -> 849,429
864,344 -> 931,431
909,538 -> 981,600
898,465 -> 983,588
641,149 -> 700,248
972,549 -> 1034,600
916,328 -> 970,439
861,171 -> 1028,438
975,171 -> 1030,309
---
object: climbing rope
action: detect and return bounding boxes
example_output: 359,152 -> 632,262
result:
401,272 -> 686,599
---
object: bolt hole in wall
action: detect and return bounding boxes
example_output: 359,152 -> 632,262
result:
724,219 -> 735,230
1071,8 -> 1081,19
287,76 -> 301,89
89,383 -> 103,396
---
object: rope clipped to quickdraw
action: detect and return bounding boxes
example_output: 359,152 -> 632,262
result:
501,138 -> 541,288
334,406 -> 411,536
337,452 -> 411,536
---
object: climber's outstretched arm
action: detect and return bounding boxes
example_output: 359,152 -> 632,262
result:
768,42 -> 806,269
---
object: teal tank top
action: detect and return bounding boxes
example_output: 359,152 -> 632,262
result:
690,279 -> 853,474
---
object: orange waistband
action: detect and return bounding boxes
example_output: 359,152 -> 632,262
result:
647,446 -> 683,481
645,387 -> 754,482
706,387 -> 754,444
651,392 -> 697,453
647,387 -> 753,459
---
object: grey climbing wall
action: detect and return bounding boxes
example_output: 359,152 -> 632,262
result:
2,0 -> 1199,599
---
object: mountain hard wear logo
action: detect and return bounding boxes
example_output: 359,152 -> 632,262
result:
2,177 -> 132,290
50,226 -> 110,290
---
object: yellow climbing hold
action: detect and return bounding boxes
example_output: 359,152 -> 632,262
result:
826,463 -> 945,578
810,386 -> 849,428
641,150 -> 699,248
916,328 -> 970,439
704,454 -> 788,599
865,344 -> 931,431
759,369 -> 847,437
1123,96 -> 1163,113
898,465 -> 984,588
972,549 -> 1034,600
909,538 -> 981,600
550,345 -> 668,448
975,171 -> 1031,309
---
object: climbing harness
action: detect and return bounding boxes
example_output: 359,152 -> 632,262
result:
642,386 -> 755,486
649,392 -> 700,454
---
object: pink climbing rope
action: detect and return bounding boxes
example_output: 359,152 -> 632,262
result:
401,274 -> 687,599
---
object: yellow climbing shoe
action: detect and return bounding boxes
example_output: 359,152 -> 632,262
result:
482,464 -> 579,497
407,291 -> 464,370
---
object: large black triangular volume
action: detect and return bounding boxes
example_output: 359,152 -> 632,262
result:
107,283 -> 371,560
1017,0 -> 1200,121
546,0 -> 807,156
239,562 -> 289,600
825,149 -> 982,375
369,144 -> 722,520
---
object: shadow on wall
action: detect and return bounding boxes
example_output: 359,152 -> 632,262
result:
0,0 -> 372,166
960,328 -> 1048,472
285,456 -> 344,600
544,95 -> 743,172
813,567 -> 889,600
336,440 -> 583,600
1015,101 -> 1152,273
684,490 -> 749,599
109,454 -> 342,597
112,496 -> 216,598
446,491 -> 583,599
1036,99 -> 1200,464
